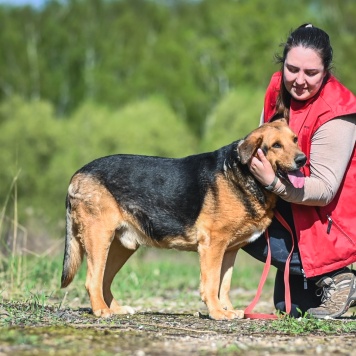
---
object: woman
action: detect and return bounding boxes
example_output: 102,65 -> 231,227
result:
243,24 -> 356,318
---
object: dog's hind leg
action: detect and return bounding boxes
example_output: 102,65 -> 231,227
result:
219,249 -> 244,318
84,222 -> 117,318
69,175 -> 125,318
102,237 -> 137,315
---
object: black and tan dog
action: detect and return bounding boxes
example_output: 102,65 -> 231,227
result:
61,118 -> 306,320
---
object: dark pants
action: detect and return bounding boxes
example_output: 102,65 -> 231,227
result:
242,199 -> 322,317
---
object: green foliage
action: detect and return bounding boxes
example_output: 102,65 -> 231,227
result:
0,0 -> 355,237
200,87 -> 264,152
0,97 -> 60,226
1,0 -> 355,134
307,0 -> 356,82
0,96 -> 196,232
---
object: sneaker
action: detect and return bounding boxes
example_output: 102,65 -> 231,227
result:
307,269 -> 356,319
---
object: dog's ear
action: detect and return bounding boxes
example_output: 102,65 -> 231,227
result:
237,134 -> 263,164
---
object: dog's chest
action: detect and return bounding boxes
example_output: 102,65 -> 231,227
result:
226,227 -> 265,250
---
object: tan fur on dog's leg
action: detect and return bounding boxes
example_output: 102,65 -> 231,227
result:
199,240 -> 239,320
219,249 -> 244,318
103,237 -> 137,315
219,249 -> 237,310
84,226 -> 115,318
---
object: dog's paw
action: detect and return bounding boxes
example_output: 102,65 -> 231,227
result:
209,308 -> 243,320
93,305 -> 135,317
231,309 -> 244,319
93,308 -> 114,318
108,299 -> 135,315
112,305 -> 135,315
220,300 -> 234,311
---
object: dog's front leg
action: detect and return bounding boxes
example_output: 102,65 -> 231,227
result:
198,240 -> 242,320
219,249 -> 244,318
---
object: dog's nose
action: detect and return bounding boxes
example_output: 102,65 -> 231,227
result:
295,153 -> 307,167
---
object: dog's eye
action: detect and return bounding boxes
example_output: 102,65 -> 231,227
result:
272,142 -> 282,149
293,137 -> 298,144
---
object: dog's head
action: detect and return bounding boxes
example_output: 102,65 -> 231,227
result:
237,118 -> 307,188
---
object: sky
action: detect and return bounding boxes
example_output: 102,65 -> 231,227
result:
0,0 -> 46,7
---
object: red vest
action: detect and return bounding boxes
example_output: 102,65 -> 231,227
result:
264,72 -> 356,277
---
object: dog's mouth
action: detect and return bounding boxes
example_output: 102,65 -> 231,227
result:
277,169 -> 305,188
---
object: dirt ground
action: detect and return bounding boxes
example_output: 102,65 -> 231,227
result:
1,299 -> 356,356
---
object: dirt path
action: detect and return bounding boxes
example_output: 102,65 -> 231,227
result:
1,301 -> 356,355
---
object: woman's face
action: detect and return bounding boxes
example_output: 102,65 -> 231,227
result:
283,46 -> 326,101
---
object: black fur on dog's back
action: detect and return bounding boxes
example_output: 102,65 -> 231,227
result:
76,141 -> 262,240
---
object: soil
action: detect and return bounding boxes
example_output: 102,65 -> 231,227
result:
1,300 -> 355,355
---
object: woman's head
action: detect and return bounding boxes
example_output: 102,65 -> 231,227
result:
274,24 -> 333,118
277,24 -> 333,73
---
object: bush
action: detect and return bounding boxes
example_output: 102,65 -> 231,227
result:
0,96 -> 197,238
200,87 -> 265,152
0,97 -> 60,227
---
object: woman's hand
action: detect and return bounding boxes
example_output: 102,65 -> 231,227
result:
248,148 -> 276,187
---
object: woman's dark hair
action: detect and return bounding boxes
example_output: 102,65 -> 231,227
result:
274,24 -> 333,120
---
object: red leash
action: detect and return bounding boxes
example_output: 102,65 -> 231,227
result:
244,210 -> 294,319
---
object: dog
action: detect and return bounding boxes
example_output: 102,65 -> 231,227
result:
61,118 -> 306,320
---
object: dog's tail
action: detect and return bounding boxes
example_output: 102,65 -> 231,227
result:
61,193 -> 84,288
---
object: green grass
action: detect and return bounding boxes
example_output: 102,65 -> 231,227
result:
0,247 -> 274,309
271,314 -> 356,334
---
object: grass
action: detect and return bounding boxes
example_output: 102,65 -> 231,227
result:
0,247 -> 275,310
271,315 -> 356,334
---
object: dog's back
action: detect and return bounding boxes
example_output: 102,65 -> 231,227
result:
73,145 -> 237,239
